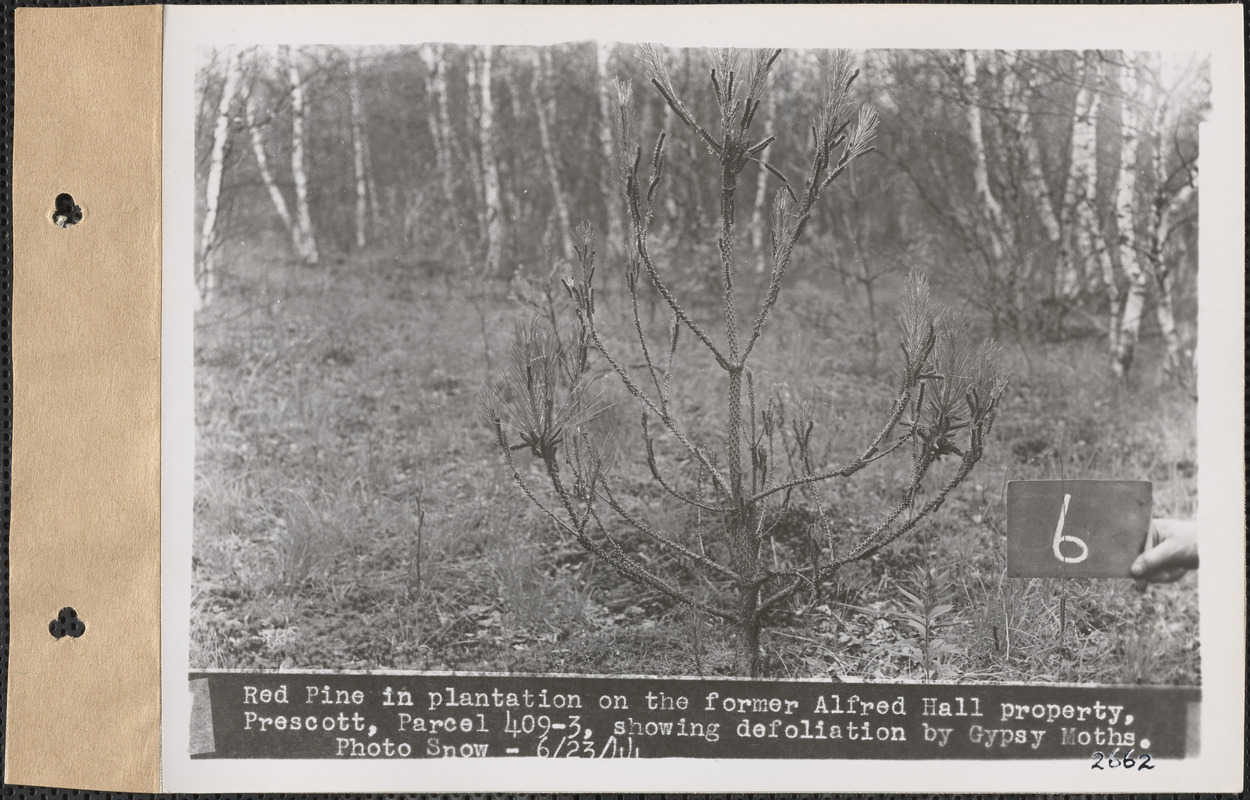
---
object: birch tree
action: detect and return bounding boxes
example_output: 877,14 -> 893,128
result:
1059,53 -> 1111,310
960,50 -> 1023,334
748,88 -> 777,273
595,42 -> 625,256
363,131 -> 381,235
963,51 -> 1007,265
1111,55 -> 1146,378
419,44 -> 472,267
500,49 -> 552,271
531,49 -> 574,263
198,47 -> 242,307
283,46 -> 319,266
465,53 -> 488,245
1000,53 -> 1062,293
348,50 -> 370,250
241,76 -> 298,253
478,45 -> 505,277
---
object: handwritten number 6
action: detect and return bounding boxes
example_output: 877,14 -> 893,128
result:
1052,493 -> 1089,564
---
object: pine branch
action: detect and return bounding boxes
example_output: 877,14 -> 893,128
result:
584,504 -> 735,621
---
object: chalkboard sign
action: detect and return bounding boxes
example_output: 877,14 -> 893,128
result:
1007,480 -> 1152,578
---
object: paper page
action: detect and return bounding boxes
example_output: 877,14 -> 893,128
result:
8,7 -> 162,792
160,4 -> 1245,793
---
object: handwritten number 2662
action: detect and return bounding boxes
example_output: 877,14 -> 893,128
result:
1052,493 -> 1089,564
1091,750 -> 1153,770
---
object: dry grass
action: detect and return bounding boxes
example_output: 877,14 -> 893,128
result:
190,238 -> 1200,684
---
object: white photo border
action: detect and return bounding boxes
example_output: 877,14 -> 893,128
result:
162,4 -> 1246,792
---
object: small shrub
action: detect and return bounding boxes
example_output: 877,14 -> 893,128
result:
894,564 -> 962,682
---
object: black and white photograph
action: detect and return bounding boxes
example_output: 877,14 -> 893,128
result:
190,40 -> 1205,682
159,4 -> 1243,792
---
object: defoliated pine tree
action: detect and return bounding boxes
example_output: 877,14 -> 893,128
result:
485,49 -> 1007,677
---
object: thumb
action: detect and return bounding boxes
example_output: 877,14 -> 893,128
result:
1130,537 -> 1186,581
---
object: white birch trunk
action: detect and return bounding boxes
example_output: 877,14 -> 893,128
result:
500,54 -> 526,247
362,126 -> 381,233
284,47 -> 319,265
420,45 -> 457,220
1059,55 -> 1097,302
348,51 -> 369,250
596,42 -> 624,255
421,45 -> 473,269
1003,55 -> 1061,244
1003,51 -> 1063,323
962,51 -> 1007,264
198,47 -> 242,307
479,45 -> 505,277
1112,55 -> 1145,378
242,84 -> 298,251
1076,61 -> 1122,352
749,89 -> 777,273
465,54 -> 488,244
531,50 -> 574,262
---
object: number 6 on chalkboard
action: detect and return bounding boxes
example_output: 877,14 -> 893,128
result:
1051,493 -> 1089,564
1006,480 -> 1151,578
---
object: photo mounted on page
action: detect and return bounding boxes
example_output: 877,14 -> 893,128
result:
182,31 -> 1210,770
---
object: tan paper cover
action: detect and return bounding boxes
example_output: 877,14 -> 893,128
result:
8,6 -> 163,792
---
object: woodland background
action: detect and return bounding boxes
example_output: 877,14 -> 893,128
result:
190,44 -> 1204,683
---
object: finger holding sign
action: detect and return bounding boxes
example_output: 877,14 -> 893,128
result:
1130,518 -> 1198,585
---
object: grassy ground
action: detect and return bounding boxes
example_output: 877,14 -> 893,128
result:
190,239 -> 1199,684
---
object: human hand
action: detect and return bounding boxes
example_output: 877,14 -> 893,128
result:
1130,518 -> 1198,584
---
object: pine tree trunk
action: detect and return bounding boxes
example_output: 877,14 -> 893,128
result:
198,48 -> 242,307
531,50 -> 574,263
596,42 -> 624,257
284,46 -> 319,266
348,51 -> 370,251
734,587 -> 762,677
1112,55 -> 1145,378
242,85 -> 299,254
479,45 -> 505,277
727,378 -> 762,678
